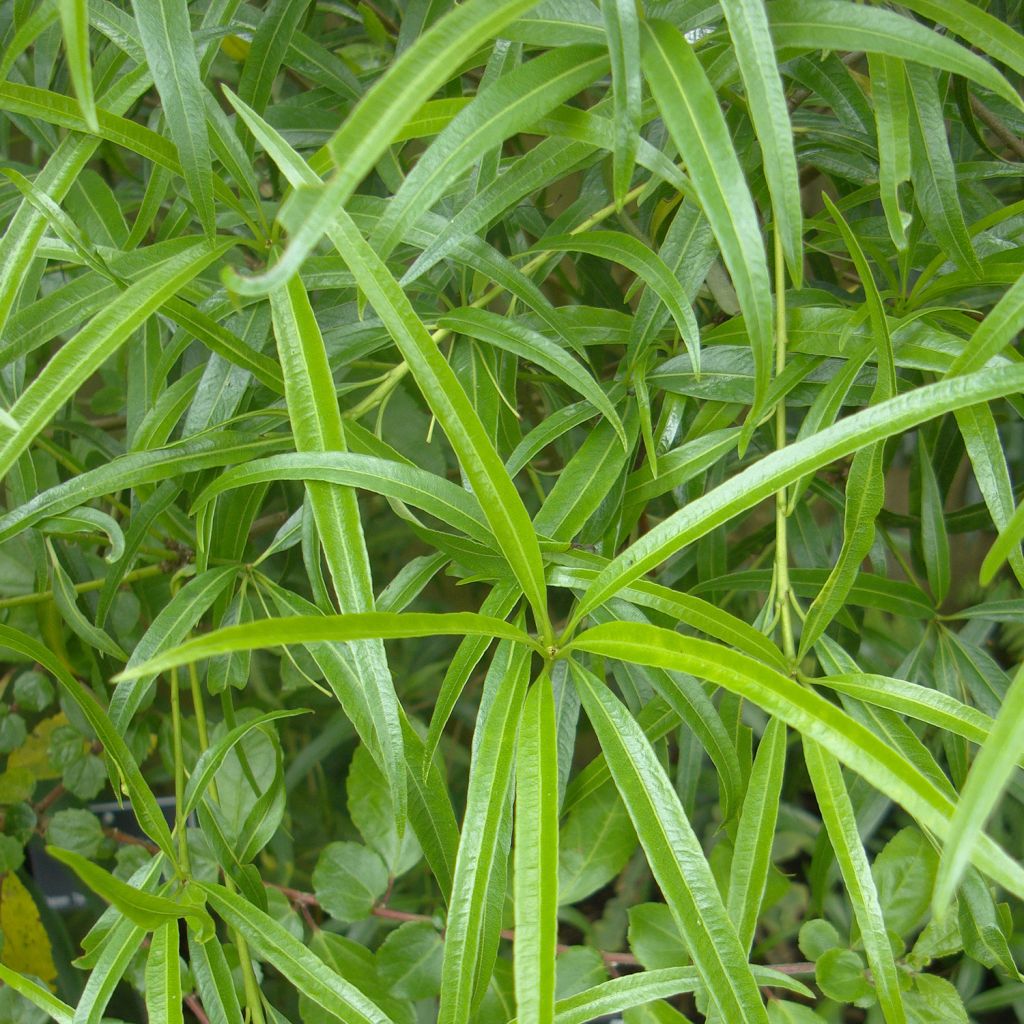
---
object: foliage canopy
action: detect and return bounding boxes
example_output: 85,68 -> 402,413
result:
0,0 -> 1023,1021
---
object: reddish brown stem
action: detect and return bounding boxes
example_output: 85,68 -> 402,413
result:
268,883 -> 815,975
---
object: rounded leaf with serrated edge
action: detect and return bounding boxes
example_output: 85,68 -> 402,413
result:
312,841 -> 388,923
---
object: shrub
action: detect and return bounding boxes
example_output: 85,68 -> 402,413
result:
0,0 -> 1022,1021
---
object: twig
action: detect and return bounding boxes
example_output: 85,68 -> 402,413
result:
269,883 -> 814,975
185,993 -> 211,1024
970,95 -> 1024,161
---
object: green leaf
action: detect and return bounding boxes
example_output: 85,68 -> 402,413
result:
57,0 -> 98,132
183,709 -> 309,817
956,402 -> 1024,588
563,623 -> 1024,900
558,780 -> 636,906
376,921 -> 444,1000
269,274 -> 408,831
719,0 -> 802,284
223,0 -> 541,294
903,973 -> 969,1024
569,661 -> 770,1024
437,308 -> 626,448
641,19 -> 773,427
566,363 -> 1024,632
114,611 -> 541,681
312,841 -> 390,923
0,624 -> 176,865
766,0 -> 1022,110
130,0 -> 216,237
815,948 -> 874,1006
439,640 -> 530,1024
530,231 -> 701,374
369,45 -> 610,259
198,881 -> 396,1024
195,452 -> 494,545
981,496 -> 1024,585
47,846 -> 214,939
727,717 -> 786,951
868,55 -> 911,251
0,238 -> 233,483
514,674 -> 559,1024
804,741 -> 907,1023
145,921 -> 184,1024
326,208 -> 552,641
601,0 -> 641,206
933,662 -> 1024,916
906,63 -> 980,277
550,965 -> 810,1024
0,962 -> 74,1024
348,744 -> 423,877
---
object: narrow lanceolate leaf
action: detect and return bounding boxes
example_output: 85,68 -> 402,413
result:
933,663 -> 1024,917
882,0 -> 1024,79
438,308 -> 626,448
804,741 -> 907,1024
905,63 -> 980,277
328,208 -> 552,640
130,0 -> 216,237
566,364 -> 1024,631
818,674 -> 1005,753
514,675 -> 559,1024
642,20 -> 773,427
956,402 -> 1024,588
981,498 -> 1024,586
918,434 -> 951,604
565,623 -> 1024,900
551,967 -> 810,1024
270,274 -> 408,832
602,0 -> 641,206
370,45 -> 609,258
0,963 -> 73,1024
948,274 -> 1024,377
194,452 -> 494,545
868,55 -> 911,251
440,642 -> 530,1024
766,0 -> 1022,110
727,717 -> 786,951
528,231 -> 701,374
223,0 -> 539,294
199,882 -> 396,1024
114,612 -> 538,678
0,624 -> 176,865
0,238 -> 233,483
569,662 -> 770,1024
47,847 -> 214,939
145,922 -> 184,1024
58,0 -> 98,131
719,0 -> 802,284
184,709 -> 310,816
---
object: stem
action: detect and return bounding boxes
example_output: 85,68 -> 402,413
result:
0,562 -> 165,610
773,226 -> 797,664
170,668 -> 190,875
272,885 -> 817,974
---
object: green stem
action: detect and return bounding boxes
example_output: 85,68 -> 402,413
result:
773,226 -> 797,665
170,667 -> 190,875
0,562 -> 165,610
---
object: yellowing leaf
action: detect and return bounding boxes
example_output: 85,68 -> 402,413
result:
0,873 -> 58,990
220,34 -> 251,61
7,713 -> 68,781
